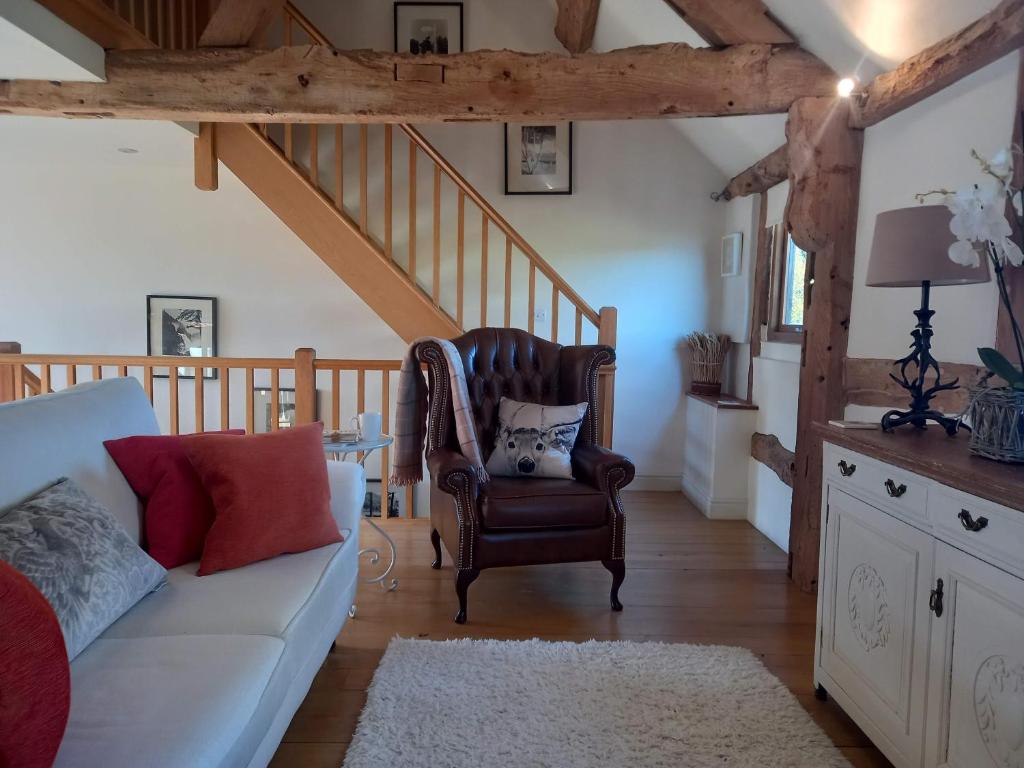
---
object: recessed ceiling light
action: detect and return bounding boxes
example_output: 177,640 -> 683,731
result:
117,147 -> 139,154
836,78 -> 857,98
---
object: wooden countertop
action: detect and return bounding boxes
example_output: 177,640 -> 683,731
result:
814,422 -> 1024,511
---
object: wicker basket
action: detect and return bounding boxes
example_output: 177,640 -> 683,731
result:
688,363 -> 723,396
966,385 -> 1024,463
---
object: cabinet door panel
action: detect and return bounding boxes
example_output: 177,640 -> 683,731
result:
820,488 -> 933,766
926,542 -> 1024,768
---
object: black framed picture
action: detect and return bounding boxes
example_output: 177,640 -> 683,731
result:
394,2 -> 463,55
504,122 -> 573,195
146,295 -> 218,379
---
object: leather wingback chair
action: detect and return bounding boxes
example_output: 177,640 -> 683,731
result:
418,328 -> 635,624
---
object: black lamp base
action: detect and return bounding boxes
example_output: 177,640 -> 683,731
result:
881,280 -> 966,437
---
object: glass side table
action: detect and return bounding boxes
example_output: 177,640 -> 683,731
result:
323,434 -> 399,615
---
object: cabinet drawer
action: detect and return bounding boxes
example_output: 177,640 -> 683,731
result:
825,443 -> 928,527
930,490 -> 1024,579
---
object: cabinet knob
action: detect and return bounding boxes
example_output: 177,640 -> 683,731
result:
838,460 -> 856,477
958,509 -> 989,532
884,478 -> 907,498
929,578 -> 944,618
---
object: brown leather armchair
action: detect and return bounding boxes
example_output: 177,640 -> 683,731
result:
418,328 -> 635,623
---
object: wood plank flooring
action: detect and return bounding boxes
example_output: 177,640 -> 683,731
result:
270,491 -> 892,768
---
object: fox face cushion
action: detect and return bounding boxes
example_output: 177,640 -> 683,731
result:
484,398 -> 588,479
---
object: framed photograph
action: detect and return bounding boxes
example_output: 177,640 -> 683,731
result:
504,122 -> 573,195
146,295 -> 217,379
394,2 -> 463,55
721,232 -> 743,277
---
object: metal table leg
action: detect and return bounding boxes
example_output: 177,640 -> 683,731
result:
358,515 -> 399,592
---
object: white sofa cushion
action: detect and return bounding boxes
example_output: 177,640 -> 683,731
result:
0,379 -> 159,543
55,634 -> 283,768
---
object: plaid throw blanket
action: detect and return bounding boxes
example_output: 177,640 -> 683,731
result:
390,338 -> 490,487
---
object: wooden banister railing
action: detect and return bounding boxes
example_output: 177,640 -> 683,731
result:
100,0 -> 201,49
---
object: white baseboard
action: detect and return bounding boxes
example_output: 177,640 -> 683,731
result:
629,474 -> 682,492
681,476 -> 748,519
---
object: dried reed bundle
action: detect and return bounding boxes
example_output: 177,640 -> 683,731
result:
686,332 -> 731,394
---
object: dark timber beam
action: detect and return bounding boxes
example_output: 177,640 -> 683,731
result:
844,357 -> 983,414
198,0 -> 286,47
714,143 -> 788,201
662,0 -> 793,46
786,97 -> 864,593
555,0 -> 601,54
853,0 -> 1024,128
751,432 -> 795,488
0,43 -> 838,123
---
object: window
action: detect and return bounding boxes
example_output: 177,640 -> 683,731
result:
768,226 -> 809,342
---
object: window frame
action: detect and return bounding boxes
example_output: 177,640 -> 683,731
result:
767,225 -> 807,344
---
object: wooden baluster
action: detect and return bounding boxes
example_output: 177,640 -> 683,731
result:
309,124 -> 319,188
528,262 -> 536,334
333,125 -> 344,209
191,0 -> 197,47
118,364 -> 128,378
359,125 -> 368,234
551,286 -> 559,343
384,125 -> 393,259
156,0 -> 164,47
480,216 -> 488,326
331,369 -> 341,429
40,364 -> 51,394
245,368 -> 255,433
143,365 -> 153,403
67,364 -> 77,387
575,307 -> 583,345
91,364 -> 101,381
456,190 -> 465,327
285,124 -> 294,163
406,485 -> 414,520
380,369 -> 390,516
181,0 -> 187,48
408,142 -> 417,281
128,0 -> 136,30
504,237 -> 513,328
219,367 -> 230,430
432,165 -> 441,304
194,367 -> 205,432
143,0 -> 151,43
283,8 -> 292,44
356,368 -> 366,462
13,365 -> 24,400
169,366 -> 180,435
270,368 -> 280,431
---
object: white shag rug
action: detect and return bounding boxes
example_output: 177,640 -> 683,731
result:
343,638 -> 851,768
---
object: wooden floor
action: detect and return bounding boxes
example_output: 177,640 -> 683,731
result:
270,491 -> 892,768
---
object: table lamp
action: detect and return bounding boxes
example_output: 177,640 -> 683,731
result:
866,205 -> 990,434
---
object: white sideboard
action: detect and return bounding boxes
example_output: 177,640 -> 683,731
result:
814,426 -> 1024,768
682,392 -> 758,519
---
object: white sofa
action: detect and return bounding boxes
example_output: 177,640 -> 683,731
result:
0,378 -> 363,768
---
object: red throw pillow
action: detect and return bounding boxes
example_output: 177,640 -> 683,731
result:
104,431 -> 245,569
0,561 -> 71,768
184,423 -> 341,576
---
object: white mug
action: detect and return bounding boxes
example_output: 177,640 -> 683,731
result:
352,411 -> 382,441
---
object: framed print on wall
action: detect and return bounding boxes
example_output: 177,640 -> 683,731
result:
146,295 -> 217,379
394,2 -> 463,55
504,122 -> 573,195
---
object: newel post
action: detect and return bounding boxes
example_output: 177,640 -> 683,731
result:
597,307 -> 617,448
294,347 -> 317,425
0,342 -> 21,404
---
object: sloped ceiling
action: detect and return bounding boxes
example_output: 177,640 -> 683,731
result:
593,0 -> 1005,179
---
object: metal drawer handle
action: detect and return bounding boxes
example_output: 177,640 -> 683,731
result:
838,460 -> 857,477
958,509 -> 989,532
929,578 -> 944,618
884,479 -> 907,498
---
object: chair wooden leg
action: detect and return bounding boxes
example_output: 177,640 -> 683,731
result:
430,528 -> 443,570
602,559 -> 625,611
454,568 -> 480,624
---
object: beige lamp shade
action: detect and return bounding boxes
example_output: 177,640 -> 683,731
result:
866,205 -> 990,287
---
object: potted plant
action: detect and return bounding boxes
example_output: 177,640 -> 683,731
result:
685,332 -> 731,396
919,148 -> 1024,461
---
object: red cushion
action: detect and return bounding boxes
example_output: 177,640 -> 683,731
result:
0,561 -> 70,768
185,423 -> 342,576
104,431 -> 245,569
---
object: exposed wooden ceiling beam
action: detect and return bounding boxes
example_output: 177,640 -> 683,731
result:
713,143 -> 788,201
198,0 -> 287,47
662,0 -> 793,46
853,0 -> 1024,128
0,43 -> 837,123
555,0 -> 601,53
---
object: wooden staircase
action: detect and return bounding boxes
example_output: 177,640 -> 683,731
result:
33,0 -> 617,437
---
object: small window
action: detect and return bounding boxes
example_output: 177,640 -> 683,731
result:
768,227 -> 808,342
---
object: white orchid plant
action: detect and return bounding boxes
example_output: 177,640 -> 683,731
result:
916,147 -> 1024,390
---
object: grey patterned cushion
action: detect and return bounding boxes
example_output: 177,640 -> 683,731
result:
485,398 -> 588,479
0,478 -> 166,660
